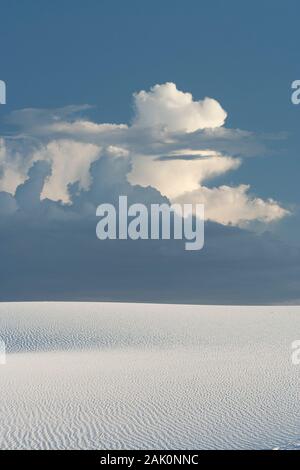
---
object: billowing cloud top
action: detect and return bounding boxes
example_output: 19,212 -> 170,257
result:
133,82 -> 227,132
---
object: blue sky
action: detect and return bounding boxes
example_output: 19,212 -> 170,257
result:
1,1 -> 299,198
0,0 -> 300,303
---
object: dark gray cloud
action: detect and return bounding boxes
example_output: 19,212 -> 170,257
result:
0,153 -> 299,304
0,84 -> 296,304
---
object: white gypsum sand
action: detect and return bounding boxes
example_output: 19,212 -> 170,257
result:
0,302 -> 300,450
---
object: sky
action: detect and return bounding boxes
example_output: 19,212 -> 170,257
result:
0,0 -> 300,303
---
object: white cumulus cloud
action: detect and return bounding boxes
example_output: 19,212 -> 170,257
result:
0,82 -> 289,227
128,151 -> 240,199
133,82 -> 227,132
174,185 -> 289,226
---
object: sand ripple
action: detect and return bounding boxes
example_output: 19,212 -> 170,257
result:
1,302 -> 300,449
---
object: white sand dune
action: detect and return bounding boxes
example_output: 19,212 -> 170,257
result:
1,302 -> 300,450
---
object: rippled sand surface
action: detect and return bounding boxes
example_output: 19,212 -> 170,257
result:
1,302 -> 300,450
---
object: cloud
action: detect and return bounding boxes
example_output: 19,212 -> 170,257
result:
0,153 -> 299,305
128,150 -> 241,199
15,160 -> 52,212
0,84 -> 296,303
174,185 -> 289,226
7,105 -> 94,134
132,82 -> 227,132
1,221 -> 300,305
0,83 -> 288,228
35,140 -> 101,203
0,137 -> 31,193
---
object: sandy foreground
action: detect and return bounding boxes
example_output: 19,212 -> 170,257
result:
1,302 -> 300,450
